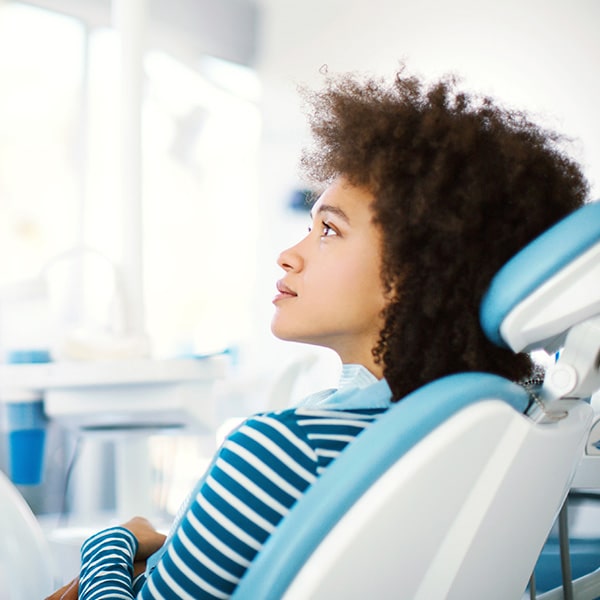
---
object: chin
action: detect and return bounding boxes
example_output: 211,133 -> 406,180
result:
270,322 -> 292,342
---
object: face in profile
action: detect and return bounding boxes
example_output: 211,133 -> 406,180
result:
271,177 -> 387,376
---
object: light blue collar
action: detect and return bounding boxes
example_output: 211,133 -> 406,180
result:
297,364 -> 392,410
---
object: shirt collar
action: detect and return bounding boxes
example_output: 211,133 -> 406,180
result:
298,364 -> 392,410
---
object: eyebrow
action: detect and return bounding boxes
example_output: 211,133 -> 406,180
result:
310,203 -> 351,224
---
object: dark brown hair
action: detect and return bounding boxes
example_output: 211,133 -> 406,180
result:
300,67 -> 589,401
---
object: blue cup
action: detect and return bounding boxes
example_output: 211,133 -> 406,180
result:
6,399 -> 47,485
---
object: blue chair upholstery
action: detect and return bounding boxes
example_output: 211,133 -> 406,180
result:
232,373 -> 529,599
480,201 -> 600,349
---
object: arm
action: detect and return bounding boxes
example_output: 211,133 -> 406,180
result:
77,412 -> 325,599
138,414 -> 320,599
78,518 -> 166,600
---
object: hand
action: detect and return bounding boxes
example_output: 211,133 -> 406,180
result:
121,516 -> 167,561
46,519 -> 163,600
44,557 -> 147,599
133,560 -> 147,578
44,576 -> 78,600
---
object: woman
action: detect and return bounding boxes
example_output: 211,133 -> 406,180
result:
49,65 -> 588,599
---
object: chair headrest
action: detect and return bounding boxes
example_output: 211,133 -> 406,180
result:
480,201 -> 600,354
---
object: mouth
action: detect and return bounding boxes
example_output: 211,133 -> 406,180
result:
273,280 -> 297,303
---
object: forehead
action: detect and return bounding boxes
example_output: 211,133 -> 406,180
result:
311,178 -> 376,222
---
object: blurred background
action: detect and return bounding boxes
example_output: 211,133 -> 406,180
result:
0,0 -> 598,582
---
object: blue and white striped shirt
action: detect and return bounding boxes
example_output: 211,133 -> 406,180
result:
79,369 -> 392,599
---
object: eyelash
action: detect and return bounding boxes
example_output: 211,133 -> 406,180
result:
308,221 -> 338,238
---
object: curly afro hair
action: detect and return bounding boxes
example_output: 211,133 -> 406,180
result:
300,67 -> 589,401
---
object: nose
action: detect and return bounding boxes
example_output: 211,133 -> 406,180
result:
277,238 -> 304,272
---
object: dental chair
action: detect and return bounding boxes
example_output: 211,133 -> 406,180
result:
0,469 -> 57,599
232,200 -> 600,600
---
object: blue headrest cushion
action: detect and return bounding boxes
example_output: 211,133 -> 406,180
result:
480,201 -> 600,348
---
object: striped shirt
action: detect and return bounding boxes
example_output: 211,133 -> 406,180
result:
79,369 -> 393,599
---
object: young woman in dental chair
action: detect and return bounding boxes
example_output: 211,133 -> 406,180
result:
48,65 -> 589,599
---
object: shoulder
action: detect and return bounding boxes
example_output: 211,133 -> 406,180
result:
227,408 -> 386,474
266,406 -> 385,431
234,407 -> 385,444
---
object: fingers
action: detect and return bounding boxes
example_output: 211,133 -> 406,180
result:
44,576 -> 79,600
121,516 -> 154,531
121,516 -> 167,560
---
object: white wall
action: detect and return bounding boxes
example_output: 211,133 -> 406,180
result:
249,0 -> 600,382
257,0 -> 600,184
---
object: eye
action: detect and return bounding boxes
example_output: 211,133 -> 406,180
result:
308,218 -> 340,238
321,222 -> 337,237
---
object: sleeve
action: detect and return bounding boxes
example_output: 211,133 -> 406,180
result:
79,527 -> 139,600
76,413 -> 320,599
137,413 -> 320,599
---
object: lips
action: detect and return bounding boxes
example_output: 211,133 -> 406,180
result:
273,280 -> 297,303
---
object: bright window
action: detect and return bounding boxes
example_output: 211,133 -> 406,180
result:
0,3 -> 84,285
0,3 -> 261,359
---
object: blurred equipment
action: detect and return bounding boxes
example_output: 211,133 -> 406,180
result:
0,355 -> 227,518
0,469 -> 57,598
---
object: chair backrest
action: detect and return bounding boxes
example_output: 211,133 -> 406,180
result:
0,470 -> 57,599
232,376 -> 591,600
480,200 -> 600,356
232,201 -> 600,600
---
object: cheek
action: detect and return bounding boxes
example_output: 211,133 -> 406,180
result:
341,260 -> 386,312
352,253 -> 383,287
